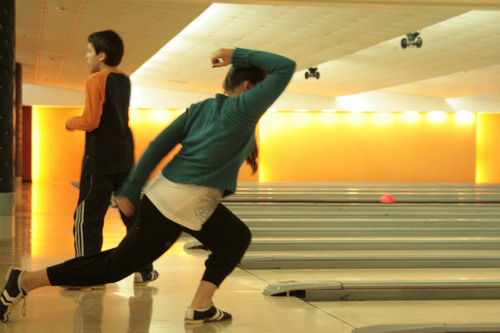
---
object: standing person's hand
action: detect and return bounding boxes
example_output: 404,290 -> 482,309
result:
115,196 -> 135,217
65,118 -> 75,131
211,48 -> 234,68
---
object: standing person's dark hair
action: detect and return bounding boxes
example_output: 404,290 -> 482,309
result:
88,30 -> 124,67
0,47 -> 296,325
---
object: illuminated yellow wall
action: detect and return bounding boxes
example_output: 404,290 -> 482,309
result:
32,106 -> 85,183
32,107 -> 486,184
129,109 -> 183,181
259,111 -> 476,182
476,113 -> 500,182
32,107 -> 257,183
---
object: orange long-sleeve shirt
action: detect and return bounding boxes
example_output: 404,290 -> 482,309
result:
68,69 -> 134,174
67,70 -> 118,131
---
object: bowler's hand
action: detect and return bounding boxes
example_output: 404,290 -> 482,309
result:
211,48 -> 234,68
115,196 -> 135,217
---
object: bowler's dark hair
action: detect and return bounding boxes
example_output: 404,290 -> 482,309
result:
88,30 -> 124,66
223,66 -> 267,174
223,66 -> 267,93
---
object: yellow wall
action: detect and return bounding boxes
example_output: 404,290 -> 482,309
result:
476,113 -> 500,182
32,107 -> 257,183
33,107 -> 486,184
32,106 -> 85,183
259,111 -> 477,182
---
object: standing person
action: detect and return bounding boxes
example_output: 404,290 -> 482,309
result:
0,47 -> 296,324
66,30 -> 157,284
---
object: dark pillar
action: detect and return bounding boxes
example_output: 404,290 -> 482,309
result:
22,106 -> 31,182
15,63 -> 22,186
0,0 -> 15,217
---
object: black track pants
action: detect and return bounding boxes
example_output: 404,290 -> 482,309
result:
48,196 -> 251,288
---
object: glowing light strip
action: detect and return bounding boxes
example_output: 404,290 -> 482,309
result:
261,110 -> 475,126
32,106 -> 40,183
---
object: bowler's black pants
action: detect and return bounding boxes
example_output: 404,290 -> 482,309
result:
48,196 -> 251,288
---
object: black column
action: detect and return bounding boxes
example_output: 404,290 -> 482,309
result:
0,0 -> 15,215
15,63 -> 22,185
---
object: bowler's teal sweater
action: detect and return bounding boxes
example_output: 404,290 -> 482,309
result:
119,48 -> 296,204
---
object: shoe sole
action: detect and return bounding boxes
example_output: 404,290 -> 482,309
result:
185,317 -> 232,325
